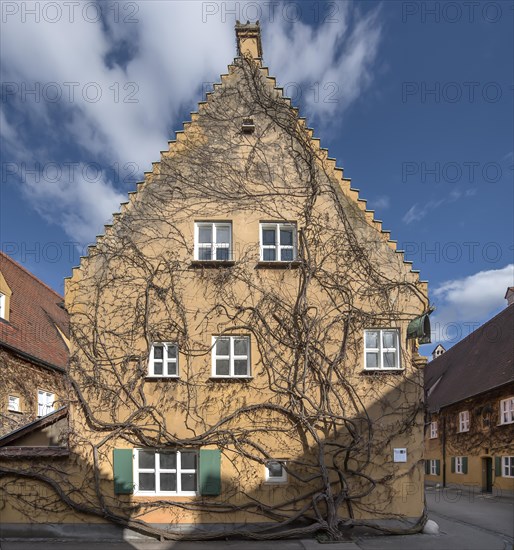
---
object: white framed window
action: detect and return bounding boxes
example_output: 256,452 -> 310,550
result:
455,456 -> 465,474
212,336 -> 250,378
0,293 -> 5,319
429,459 -> 438,476
148,343 -> 179,377
194,222 -> 231,261
260,223 -> 297,262
502,456 -> 514,478
499,397 -> 514,425
37,390 -> 55,417
8,395 -> 20,412
430,421 -> 438,439
265,460 -> 287,483
458,410 -> 470,432
133,449 -> 197,496
364,329 -> 401,370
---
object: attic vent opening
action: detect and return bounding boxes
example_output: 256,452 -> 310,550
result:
242,118 -> 255,133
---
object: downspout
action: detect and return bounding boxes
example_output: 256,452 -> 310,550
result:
442,414 -> 446,488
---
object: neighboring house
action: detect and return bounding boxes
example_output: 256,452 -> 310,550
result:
0,252 -> 69,436
0,24 -> 431,540
424,294 -> 514,495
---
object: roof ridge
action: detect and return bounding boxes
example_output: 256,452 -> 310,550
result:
0,251 -> 63,301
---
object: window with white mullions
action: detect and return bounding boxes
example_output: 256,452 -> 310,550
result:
134,449 -> 197,495
430,421 -> 438,439
195,222 -> 231,261
212,336 -> 250,377
8,395 -> 20,412
503,456 -> 514,477
458,410 -> 470,432
260,223 -> 296,262
364,329 -> 400,370
149,343 -> 178,377
37,390 -> 55,416
500,397 -> 514,425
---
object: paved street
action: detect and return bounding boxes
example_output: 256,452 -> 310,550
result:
1,487 -> 513,550
425,485 -> 514,540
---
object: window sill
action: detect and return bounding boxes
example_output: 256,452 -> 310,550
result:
263,481 -> 288,485
209,376 -> 253,382
7,409 -> 24,415
190,261 -> 235,268
134,492 -> 198,497
145,376 -> 180,380
361,368 -> 405,375
256,261 -> 302,269
498,421 -> 514,426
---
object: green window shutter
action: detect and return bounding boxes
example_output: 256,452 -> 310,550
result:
462,457 -> 468,474
113,449 -> 133,494
425,461 -> 430,475
199,449 -> 221,496
495,457 -> 502,477
436,460 -> 440,476
451,457 -> 455,473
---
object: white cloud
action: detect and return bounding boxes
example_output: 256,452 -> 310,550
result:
402,199 -> 445,224
368,195 -> 390,211
264,3 -> 382,119
1,1 -> 384,244
431,264 -> 514,329
403,186 -> 478,224
21,163 -> 126,245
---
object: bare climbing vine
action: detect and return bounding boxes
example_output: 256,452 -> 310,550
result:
1,54 -> 429,541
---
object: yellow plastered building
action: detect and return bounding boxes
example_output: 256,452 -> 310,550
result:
0,23 -> 431,540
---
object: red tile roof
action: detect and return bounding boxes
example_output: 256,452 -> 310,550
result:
0,252 -> 69,370
425,303 -> 514,412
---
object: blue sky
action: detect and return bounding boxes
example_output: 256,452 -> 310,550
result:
1,1 -> 513,354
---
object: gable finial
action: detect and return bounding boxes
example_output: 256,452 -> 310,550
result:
235,20 -> 263,59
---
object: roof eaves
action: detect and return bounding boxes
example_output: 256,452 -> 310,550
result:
0,406 -> 68,447
0,341 -> 66,373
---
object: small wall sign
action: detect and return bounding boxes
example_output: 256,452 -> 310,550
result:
394,448 -> 407,462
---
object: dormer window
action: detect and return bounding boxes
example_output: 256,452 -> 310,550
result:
0,293 -> 5,319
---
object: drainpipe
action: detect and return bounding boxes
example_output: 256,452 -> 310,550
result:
442,414 -> 447,488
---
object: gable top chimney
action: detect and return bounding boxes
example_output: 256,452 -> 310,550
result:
235,21 -> 263,59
